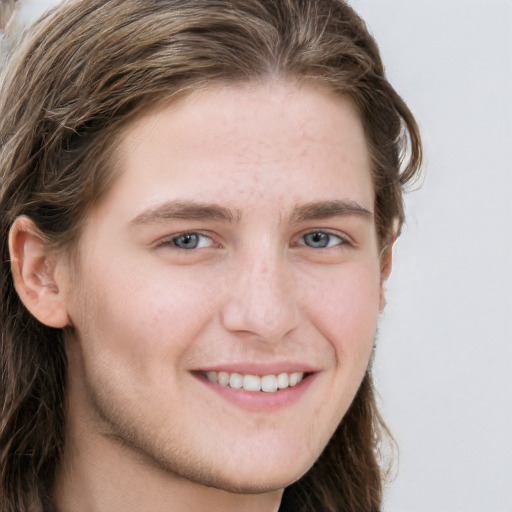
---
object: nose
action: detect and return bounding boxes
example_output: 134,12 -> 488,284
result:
220,248 -> 300,342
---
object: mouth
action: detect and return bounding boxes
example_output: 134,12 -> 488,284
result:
193,367 -> 316,412
200,370 -> 307,393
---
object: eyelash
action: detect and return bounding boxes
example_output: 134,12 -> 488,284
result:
156,230 -> 350,251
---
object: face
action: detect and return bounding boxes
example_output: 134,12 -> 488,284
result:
61,81 -> 386,493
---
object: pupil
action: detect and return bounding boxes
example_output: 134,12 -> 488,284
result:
306,232 -> 328,248
174,234 -> 198,249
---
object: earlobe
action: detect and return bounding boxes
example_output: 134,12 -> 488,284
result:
9,216 -> 70,328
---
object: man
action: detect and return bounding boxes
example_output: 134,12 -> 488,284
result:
0,1 -> 422,511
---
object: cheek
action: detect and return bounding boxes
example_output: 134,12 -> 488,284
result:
300,261 -> 381,360
70,255 -> 221,373
299,262 -> 381,439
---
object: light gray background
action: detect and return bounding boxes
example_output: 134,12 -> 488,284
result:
351,1 -> 512,511
2,1 -> 512,511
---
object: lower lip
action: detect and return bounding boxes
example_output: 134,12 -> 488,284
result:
193,373 -> 315,412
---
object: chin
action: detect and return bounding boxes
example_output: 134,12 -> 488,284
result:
145,438 -> 315,496
199,449 -> 316,495
187,464 -> 309,496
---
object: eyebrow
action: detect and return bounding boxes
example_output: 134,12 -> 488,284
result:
130,199 -> 372,226
290,200 -> 373,222
131,200 -> 241,225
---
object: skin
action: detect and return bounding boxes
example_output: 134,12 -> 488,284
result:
10,81 -> 391,512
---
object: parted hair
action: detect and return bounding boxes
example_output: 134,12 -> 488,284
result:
0,1 -> 422,511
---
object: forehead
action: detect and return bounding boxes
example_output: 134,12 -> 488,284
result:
102,81 -> 374,220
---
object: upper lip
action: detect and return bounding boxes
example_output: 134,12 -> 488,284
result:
194,362 -> 319,375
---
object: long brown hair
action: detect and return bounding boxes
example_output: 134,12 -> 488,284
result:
0,1 -> 422,510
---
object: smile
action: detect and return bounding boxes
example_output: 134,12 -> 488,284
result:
202,371 -> 305,393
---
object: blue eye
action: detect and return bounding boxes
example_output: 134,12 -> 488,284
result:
302,232 -> 343,249
172,233 -> 212,249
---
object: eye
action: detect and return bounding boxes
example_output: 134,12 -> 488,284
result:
168,232 -> 214,250
301,231 -> 345,249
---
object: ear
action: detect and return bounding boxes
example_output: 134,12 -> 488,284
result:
9,216 -> 71,328
379,234 -> 396,312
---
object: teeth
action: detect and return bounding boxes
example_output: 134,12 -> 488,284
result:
218,371 -> 230,386
206,371 -> 218,383
243,375 -> 261,392
203,371 -> 304,392
289,372 -> 303,387
229,373 -> 243,389
261,375 -> 278,393
277,372 -> 289,389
